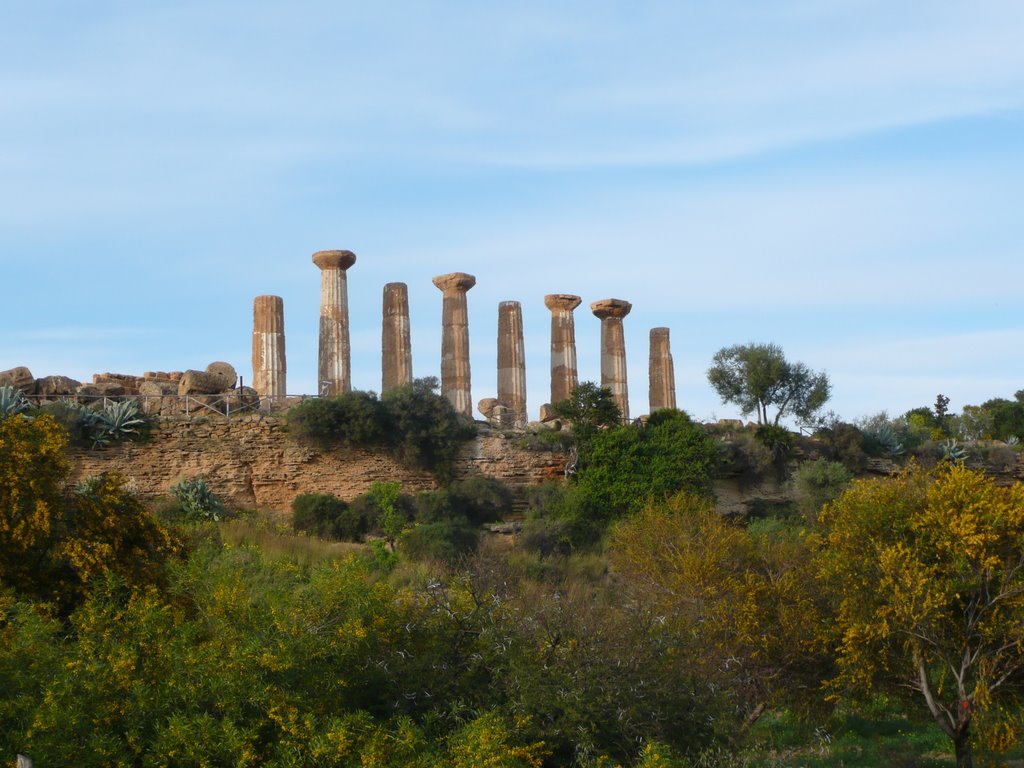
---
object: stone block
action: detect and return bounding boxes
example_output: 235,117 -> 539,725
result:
36,375 -> 81,399
0,366 -> 36,394
205,361 -> 238,390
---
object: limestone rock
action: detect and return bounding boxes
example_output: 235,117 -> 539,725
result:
0,367 -> 36,394
539,403 -> 558,422
93,373 -> 143,393
205,361 -> 238,390
139,380 -> 176,397
178,370 -> 225,396
36,375 -> 81,398
478,397 -> 500,420
94,382 -> 128,397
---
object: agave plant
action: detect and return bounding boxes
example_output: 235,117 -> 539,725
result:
940,438 -> 969,463
90,399 -> 147,448
0,384 -> 30,417
866,423 -> 905,458
170,476 -> 227,522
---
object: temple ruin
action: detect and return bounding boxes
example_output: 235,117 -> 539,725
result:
4,254 -> 683,425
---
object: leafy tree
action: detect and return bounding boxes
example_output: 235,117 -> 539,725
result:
1,414 -> 179,610
707,342 -> 830,426
0,413 -> 68,598
574,409 -> 718,520
551,381 -> 621,440
817,464 -> 1024,766
979,394 -> 1024,442
367,480 -> 406,551
609,493 -> 831,730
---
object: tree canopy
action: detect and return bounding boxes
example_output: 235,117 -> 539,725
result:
817,463 -> 1024,767
707,342 -> 830,426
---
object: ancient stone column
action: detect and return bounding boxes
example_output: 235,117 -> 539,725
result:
649,327 -> 676,412
497,300 -> 527,428
382,282 -> 413,393
591,298 -> 632,422
432,272 -> 476,418
544,294 -> 582,405
312,249 -> 356,396
252,295 -> 286,404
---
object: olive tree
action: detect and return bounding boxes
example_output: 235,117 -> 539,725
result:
707,342 -> 830,426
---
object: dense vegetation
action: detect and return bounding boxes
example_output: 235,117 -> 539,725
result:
3,369 -> 1024,766
286,377 -> 475,482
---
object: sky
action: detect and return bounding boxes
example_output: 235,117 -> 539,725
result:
3,1 -> 1023,425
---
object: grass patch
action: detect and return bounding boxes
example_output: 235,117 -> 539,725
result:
745,699 -> 1024,768
218,517 -> 366,567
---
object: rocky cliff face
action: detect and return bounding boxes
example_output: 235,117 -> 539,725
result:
67,416 -> 566,518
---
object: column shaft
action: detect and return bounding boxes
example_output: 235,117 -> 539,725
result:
252,295 -> 286,404
313,250 -> 356,396
382,282 -> 413,393
497,301 -> 527,427
433,273 -> 476,418
544,294 -> 582,405
592,299 -> 632,422
649,327 -> 676,412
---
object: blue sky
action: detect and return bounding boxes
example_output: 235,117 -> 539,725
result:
3,1 -> 1023,424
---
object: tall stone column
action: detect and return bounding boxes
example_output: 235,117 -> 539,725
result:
432,272 -> 476,418
591,298 -> 632,422
544,294 -> 582,405
252,295 -> 287,405
497,300 -> 527,428
382,282 -> 413,393
649,327 -> 676,412
312,249 -> 356,396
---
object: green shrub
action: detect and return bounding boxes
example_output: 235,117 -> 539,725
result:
292,492 -> 367,541
812,420 -> 868,471
400,520 -> 479,563
287,379 -> 474,482
792,459 -> 852,523
381,377 -> 475,483
575,409 -> 718,521
520,482 -> 598,554
447,476 -> 513,525
753,423 -> 794,461
285,390 -> 387,450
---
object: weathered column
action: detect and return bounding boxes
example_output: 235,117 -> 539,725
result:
432,272 -> 476,418
252,295 -> 287,405
544,293 -> 582,405
382,282 -> 413,393
591,298 -> 632,421
312,249 -> 356,396
497,300 -> 527,428
649,327 -> 676,412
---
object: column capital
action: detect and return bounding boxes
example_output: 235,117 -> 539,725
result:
432,272 -> 476,293
544,293 -> 582,312
312,249 -> 357,271
590,298 -> 632,320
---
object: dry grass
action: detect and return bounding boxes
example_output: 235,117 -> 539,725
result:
218,517 -> 366,567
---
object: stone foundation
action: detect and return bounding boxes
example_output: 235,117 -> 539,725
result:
67,416 -> 566,518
